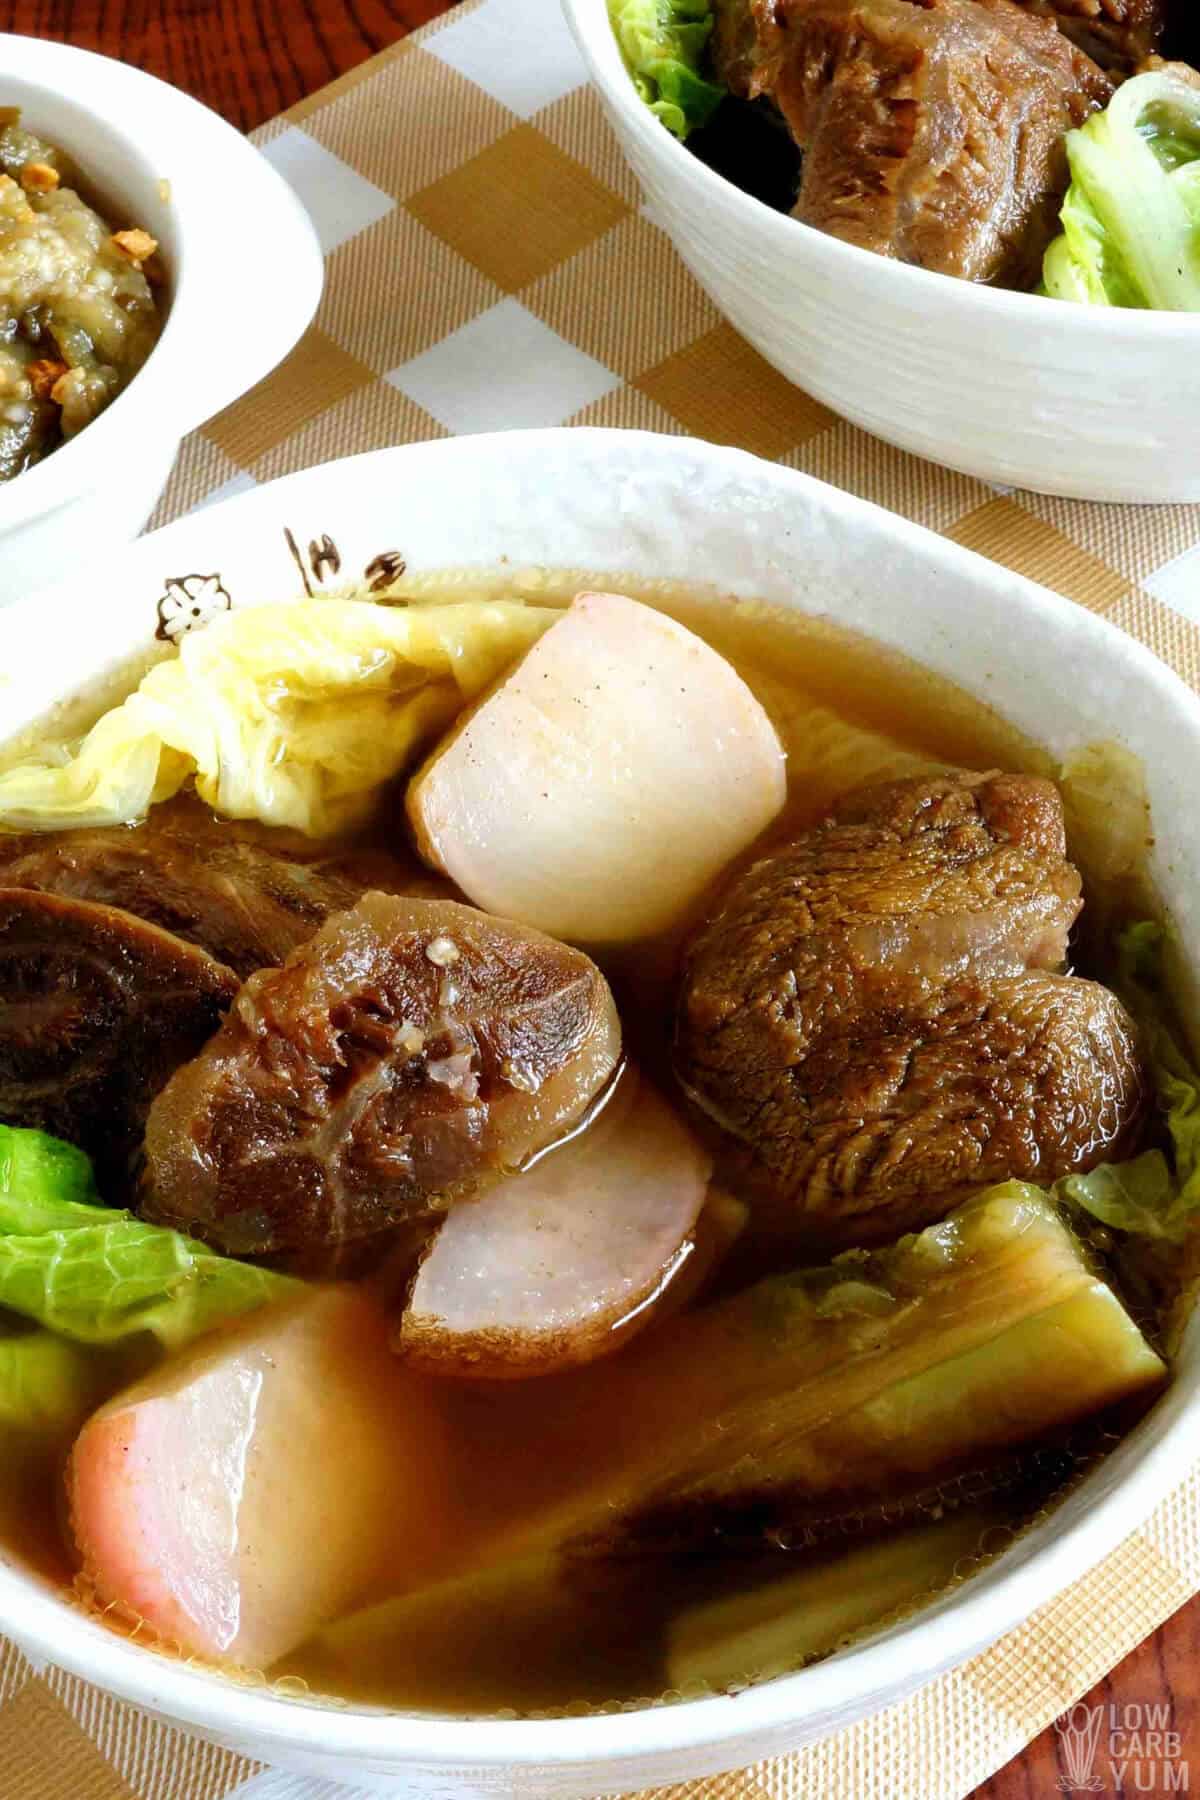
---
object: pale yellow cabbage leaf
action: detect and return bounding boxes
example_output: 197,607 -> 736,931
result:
0,597 -> 561,837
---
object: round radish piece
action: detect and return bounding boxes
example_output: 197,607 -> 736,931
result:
398,1070 -> 712,1378
406,592 -> 787,943
68,1288 -> 459,1669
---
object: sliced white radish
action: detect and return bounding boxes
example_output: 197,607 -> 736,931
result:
406,592 -> 787,943
398,1070 -> 712,1378
68,1288 -> 458,1670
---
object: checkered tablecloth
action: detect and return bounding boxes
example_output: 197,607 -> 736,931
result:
6,0 -> 1200,1793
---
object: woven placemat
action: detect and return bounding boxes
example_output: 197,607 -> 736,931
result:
6,0 -> 1200,1793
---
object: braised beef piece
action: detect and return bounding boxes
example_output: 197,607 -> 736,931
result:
142,895 -> 622,1262
675,772 -> 1146,1244
711,0 -> 1111,285
0,796 -> 436,979
1006,0 -> 1167,71
0,888 -> 237,1194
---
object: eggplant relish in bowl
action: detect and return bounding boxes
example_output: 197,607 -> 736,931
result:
0,108 -> 162,483
609,0 -> 1200,305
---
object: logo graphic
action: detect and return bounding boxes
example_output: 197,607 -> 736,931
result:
1054,1703 -> 1106,1792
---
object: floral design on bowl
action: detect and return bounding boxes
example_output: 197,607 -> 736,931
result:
155,573 -> 232,643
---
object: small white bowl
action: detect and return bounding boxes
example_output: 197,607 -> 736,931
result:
0,429 -> 1197,1795
560,0 -> 1200,505
0,34 -> 323,604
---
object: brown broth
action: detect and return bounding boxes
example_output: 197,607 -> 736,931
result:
0,576 -> 1168,1717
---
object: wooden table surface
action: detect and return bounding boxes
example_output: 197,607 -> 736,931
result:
0,1 -> 1193,1794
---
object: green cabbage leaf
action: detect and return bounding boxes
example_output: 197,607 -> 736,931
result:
1055,921 -> 1200,1241
0,1326 -> 109,1436
1043,71 -> 1200,310
0,1123 -> 296,1350
608,0 -> 726,139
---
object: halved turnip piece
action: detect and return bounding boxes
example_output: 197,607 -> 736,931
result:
68,1288 -> 459,1670
399,1070 -> 711,1378
406,592 -> 787,942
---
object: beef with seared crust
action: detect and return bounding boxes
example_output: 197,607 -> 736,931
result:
0,887 -> 238,1194
1006,0 -> 1167,72
675,771 -> 1146,1242
0,795 -> 438,980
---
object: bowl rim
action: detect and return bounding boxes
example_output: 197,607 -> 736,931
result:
1,428 -> 1199,1773
560,0 -> 1200,338
0,33 -> 323,537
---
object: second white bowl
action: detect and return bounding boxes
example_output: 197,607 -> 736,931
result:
561,0 -> 1200,505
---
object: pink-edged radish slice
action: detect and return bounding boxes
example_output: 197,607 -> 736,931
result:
398,1071 -> 712,1379
406,592 -> 787,943
68,1287 -> 458,1670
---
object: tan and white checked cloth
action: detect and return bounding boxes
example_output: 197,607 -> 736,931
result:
6,0 -> 1200,1791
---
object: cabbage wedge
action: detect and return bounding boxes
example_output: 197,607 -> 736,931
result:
0,596 -> 559,837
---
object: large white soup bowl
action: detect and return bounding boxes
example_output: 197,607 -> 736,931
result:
0,428 -> 1196,1795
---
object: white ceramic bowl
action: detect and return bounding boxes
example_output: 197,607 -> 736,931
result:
0,428 -> 1197,1796
560,0 -> 1200,505
0,34 -> 323,605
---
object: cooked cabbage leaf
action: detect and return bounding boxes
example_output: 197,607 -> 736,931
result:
667,1507 -> 1001,1690
1043,71 -> 1200,310
608,0 -> 726,139
1057,741 -> 1152,904
0,596 -> 560,837
0,1123 -> 295,1347
0,1124 -> 100,1225
0,1326 -> 110,1435
1055,921 -> 1200,1241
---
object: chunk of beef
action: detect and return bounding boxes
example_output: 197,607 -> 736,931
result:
712,0 -> 1111,285
1007,0 -> 1167,71
142,895 -> 622,1262
0,796 -> 434,980
675,772 -> 1146,1242
0,888 -> 237,1194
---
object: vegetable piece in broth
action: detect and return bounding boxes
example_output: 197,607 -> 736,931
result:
1056,921 -> 1200,1243
408,592 -> 787,943
0,1124 -> 295,1349
399,1067 -> 711,1378
0,1328 -> 108,1438
69,1287 -> 458,1668
0,597 -> 560,837
667,1506 -> 1004,1691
